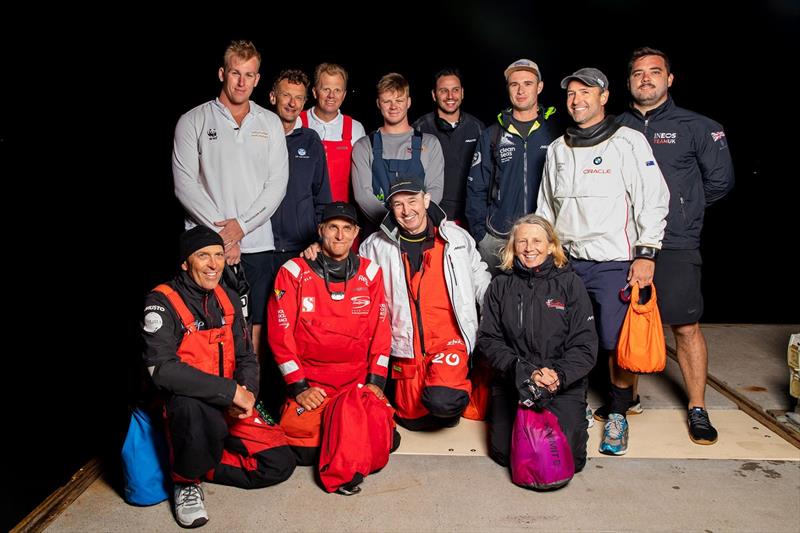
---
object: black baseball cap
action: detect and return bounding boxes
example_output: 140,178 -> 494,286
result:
321,201 -> 359,224
386,177 -> 426,201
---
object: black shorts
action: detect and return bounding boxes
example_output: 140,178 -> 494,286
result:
654,249 -> 703,325
241,250 -> 297,325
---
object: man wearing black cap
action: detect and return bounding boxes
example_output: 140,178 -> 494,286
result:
360,178 -> 491,430
267,202 -> 394,494
141,226 -> 296,528
536,67 -> 670,456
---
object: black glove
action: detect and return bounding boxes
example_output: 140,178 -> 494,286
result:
515,360 -> 553,408
222,264 -> 251,320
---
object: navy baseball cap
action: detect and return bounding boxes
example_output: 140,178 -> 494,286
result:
321,202 -> 359,224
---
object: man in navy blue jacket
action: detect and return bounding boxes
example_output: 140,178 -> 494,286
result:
257,69 -> 331,400
616,47 -> 734,445
466,59 -> 560,275
413,68 -> 484,226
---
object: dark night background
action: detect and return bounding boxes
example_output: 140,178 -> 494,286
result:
3,1 -> 798,529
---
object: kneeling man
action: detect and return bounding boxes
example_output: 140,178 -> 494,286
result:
268,202 -> 395,495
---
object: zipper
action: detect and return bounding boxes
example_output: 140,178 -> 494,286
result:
517,293 -> 523,329
445,244 -> 471,354
523,138 -> 528,213
446,254 -> 458,286
643,118 -> 649,136
527,279 -> 535,349
218,342 -> 224,376
401,242 -> 428,357
679,194 -> 688,223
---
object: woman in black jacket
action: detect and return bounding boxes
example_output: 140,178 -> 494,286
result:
477,214 -> 598,472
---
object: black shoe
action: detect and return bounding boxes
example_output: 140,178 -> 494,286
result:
390,429 -> 402,453
593,396 -> 643,421
688,407 -> 718,445
336,484 -> 362,496
335,474 -> 363,496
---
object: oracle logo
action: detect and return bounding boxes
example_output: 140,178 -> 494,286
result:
583,168 -> 611,174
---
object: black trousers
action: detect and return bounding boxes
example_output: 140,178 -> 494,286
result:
166,395 -> 296,488
488,380 -> 588,473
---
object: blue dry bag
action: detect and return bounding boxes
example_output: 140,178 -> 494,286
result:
121,407 -> 171,505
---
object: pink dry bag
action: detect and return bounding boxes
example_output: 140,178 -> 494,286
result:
510,405 -> 574,490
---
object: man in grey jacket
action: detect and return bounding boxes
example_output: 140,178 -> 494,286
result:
352,73 -> 444,234
360,177 -> 490,430
537,67 -> 669,456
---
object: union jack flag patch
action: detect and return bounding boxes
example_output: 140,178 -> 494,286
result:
711,131 -> 726,142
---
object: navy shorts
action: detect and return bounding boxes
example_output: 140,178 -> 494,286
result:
654,249 -> 703,325
241,251 -> 297,325
571,260 -> 630,351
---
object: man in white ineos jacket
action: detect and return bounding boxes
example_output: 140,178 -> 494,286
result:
360,177 -> 490,430
536,67 -> 669,456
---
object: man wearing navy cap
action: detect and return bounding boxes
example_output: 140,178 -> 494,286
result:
141,226 -> 295,528
267,202 -> 395,495
360,178 -> 491,430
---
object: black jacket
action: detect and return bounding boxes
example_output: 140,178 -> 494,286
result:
141,271 -> 259,407
413,111 -> 484,223
477,256 -> 597,392
272,127 -> 332,252
618,97 -> 734,249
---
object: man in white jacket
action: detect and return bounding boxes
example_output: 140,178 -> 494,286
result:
537,67 -> 669,456
172,40 -> 289,357
360,177 -> 490,430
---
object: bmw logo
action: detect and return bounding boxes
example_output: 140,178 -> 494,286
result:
593,156 -> 602,165
298,148 -> 307,156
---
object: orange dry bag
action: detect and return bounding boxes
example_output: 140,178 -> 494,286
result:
616,284 -> 666,373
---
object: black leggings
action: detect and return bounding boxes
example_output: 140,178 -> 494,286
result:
167,395 -> 296,488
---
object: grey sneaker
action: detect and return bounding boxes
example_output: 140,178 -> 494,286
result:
586,407 -> 595,429
599,413 -> 629,455
173,483 -> 208,528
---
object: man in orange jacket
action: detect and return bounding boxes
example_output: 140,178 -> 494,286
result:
267,202 -> 395,494
142,226 -> 295,528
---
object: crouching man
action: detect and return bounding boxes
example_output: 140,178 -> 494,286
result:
268,202 -> 396,495
360,178 -> 491,430
141,226 -> 296,528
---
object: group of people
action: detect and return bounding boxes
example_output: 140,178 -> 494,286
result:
141,40 -> 734,527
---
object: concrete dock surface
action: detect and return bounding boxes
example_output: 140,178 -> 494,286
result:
47,324 -> 800,532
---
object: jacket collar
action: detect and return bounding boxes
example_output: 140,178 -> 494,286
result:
497,105 -> 556,136
564,115 -> 621,148
434,114 -> 460,132
627,95 -> 674,121
512,255 -> 557,279
174,270 -> 215,298
304,251 -> 361,282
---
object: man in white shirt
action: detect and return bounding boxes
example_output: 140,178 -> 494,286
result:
172,39 -> 289,357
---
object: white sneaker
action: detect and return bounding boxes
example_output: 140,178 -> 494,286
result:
586,407 -> 595,429
173,483 -> 208,528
